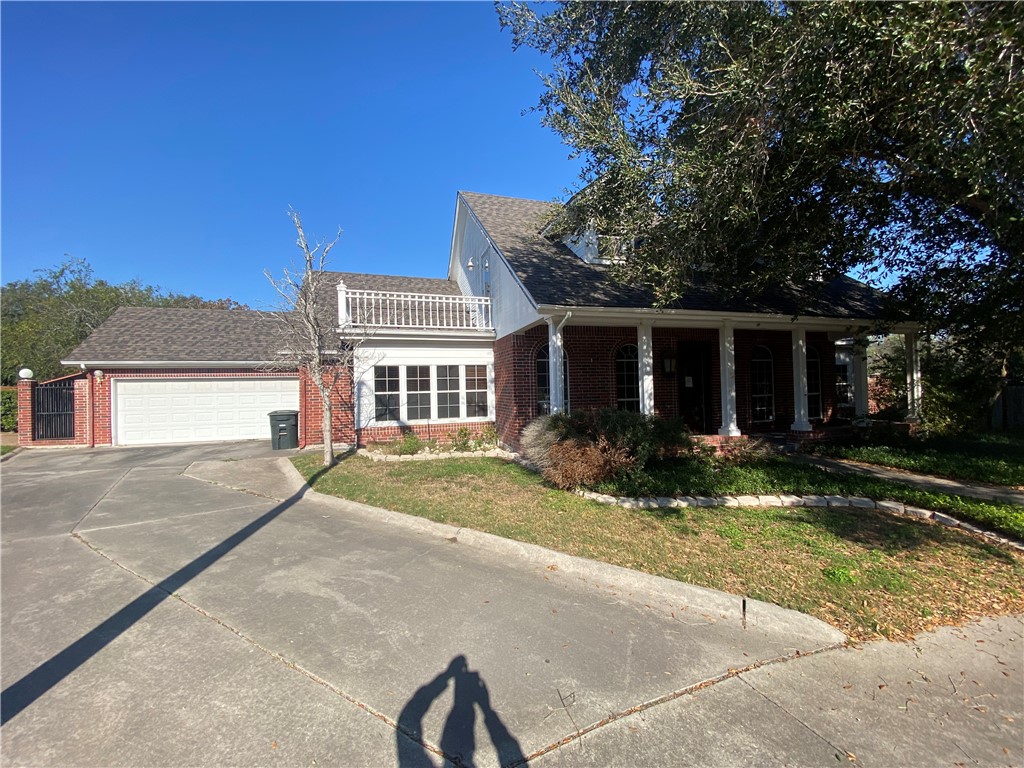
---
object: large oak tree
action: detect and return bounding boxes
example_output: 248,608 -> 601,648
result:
501,1 -> 1022,418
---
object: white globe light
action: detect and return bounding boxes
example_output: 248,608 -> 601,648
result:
18,368 -> 33,380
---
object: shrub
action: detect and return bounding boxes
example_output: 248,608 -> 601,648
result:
395,431 -> 424,455
548,409 -> 693,466
543,436 -> 635,490
448,426 -> 473,452
0,389 -> 16,432
520,416 -> 561,471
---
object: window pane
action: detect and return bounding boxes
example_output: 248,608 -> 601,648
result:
437,365 -> 461,418
536,345 -> 550,415
466,364 -> 487,418
751,347 -> 774,422
374,366 -> 400,421
806,347 -> 822,420
615,344 -> 641,412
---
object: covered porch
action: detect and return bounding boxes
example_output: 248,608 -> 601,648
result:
495,309 -> 922,448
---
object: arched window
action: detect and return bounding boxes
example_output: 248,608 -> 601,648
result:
536,344 -> 569,415
806,346 -> 822,420
751,345 -> 774,422
615,344 -> 641,412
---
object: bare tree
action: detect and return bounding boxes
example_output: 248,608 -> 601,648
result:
264,209 -> 348,467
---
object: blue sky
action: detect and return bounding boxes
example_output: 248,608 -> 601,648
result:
2,1 -> 581,309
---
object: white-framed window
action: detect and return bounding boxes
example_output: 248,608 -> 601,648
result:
806,346 -> 822,420
406,365 -> 431,421
368,362 -> 491,425
535,343 -> 570,415
751,346 -> 775,423
466,364 -> 488,418
374,366 -> 400,422
436,365 -> 461,419
615,344 -> 641,412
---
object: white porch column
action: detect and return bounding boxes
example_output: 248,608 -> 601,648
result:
852,336 -> 870,420
905,331 -> 922,422
336,279 -> 349,325
790,328 -> 812,432
547,317 -> 565,414
638,323 -> 655,415
718,324 -> 741,436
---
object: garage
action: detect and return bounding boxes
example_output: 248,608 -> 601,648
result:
114,378 -> 299,446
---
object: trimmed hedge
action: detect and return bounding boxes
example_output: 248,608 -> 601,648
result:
0,389 -> 17,432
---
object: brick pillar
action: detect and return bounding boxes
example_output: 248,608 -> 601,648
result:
17,379 -> 35,446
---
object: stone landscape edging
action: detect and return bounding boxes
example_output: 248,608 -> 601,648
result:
574,489 -> 1024,553
354,447 -> 1022,553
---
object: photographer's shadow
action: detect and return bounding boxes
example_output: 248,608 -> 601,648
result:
397,655 -> 525,768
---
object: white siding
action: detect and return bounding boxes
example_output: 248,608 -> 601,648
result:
448,197 -> 541,339
354,340 -> 494,429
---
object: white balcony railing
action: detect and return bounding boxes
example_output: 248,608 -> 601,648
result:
340,287 -> 492,332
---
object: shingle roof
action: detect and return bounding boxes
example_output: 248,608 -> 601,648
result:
328,272 -> 461,296
459,191 -> 889,320
63,307 -> 288,364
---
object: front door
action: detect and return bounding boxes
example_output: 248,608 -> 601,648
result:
678,342 -> 712,433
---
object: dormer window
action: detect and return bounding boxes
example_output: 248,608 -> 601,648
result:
562,223 -> 630,266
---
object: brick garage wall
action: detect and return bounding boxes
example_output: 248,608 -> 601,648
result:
298,364 -> 355,447
652,327 -> 721,431
735,329 -> 794,432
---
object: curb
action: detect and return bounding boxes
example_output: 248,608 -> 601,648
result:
0,446 -> 23,462
575,490 -> 1024,552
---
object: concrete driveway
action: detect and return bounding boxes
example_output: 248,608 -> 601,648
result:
1,445 -> 1020,767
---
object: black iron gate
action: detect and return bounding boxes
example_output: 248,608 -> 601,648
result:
34,378 -> 75,439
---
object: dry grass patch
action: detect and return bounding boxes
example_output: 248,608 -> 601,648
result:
293,454 -> 1024,641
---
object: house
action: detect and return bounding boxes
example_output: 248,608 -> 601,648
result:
19,191 -> 922,449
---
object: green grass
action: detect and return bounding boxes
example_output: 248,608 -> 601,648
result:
0,445 -> 15,456
292,453 -> 1024,641
808,432 -> 1024,487
595,456 -> 1024,541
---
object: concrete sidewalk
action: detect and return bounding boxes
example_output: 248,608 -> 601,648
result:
795,453 -> 1024,506
2,446 -> 1021,766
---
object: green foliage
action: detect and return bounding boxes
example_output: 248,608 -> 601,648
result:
502,2 -> 1023,416
549,409 -> 693,468
810,432 -> 1024,487
448,426 -> 473,453
0,390 -> 17,432
1,257 -> 247,385
396,431 -> 425,456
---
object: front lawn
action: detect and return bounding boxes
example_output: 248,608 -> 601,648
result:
596,456 -> 1024,541
0,444 -> 15,456
292,454 -> 1024,642
808,432 -> 1024,487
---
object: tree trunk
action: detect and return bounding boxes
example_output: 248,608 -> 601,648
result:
321,393 -> 334,467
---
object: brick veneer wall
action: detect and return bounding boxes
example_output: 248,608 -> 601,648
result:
17,376 -> 90,447
360,421 -> 495,447
734,330 -> 839,433
298,365 -> 356,447
494,327 -> 546,449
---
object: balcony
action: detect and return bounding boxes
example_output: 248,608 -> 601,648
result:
340,288 -> 492,334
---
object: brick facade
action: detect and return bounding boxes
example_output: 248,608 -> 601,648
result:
297,365 -> 356,447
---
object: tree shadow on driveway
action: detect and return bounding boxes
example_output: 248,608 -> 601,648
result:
1,482 -> 313,725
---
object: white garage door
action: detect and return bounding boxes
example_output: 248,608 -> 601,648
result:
114,378 -> 300,446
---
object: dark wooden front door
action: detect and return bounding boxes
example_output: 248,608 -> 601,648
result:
678,341 -> 712,433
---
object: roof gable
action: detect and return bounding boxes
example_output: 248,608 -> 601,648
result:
458,191 -> 889,321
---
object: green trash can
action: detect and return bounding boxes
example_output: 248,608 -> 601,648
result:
268,410 -> 299,450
